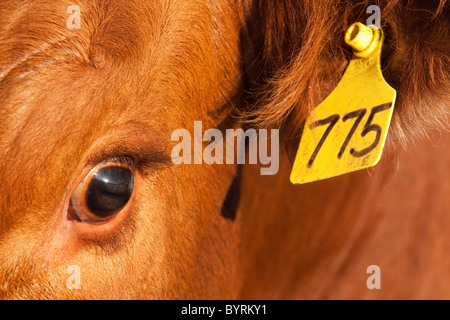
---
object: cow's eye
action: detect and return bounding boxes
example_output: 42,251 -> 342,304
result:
69,159 -> 134,223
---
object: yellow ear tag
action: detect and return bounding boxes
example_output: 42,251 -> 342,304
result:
290,22 -> 397,184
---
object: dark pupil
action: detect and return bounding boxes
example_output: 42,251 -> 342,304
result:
86,166 -> 133,217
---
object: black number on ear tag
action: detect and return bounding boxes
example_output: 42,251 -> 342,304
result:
307,114 -> 340,168
338,108 -> 367,159
351,103 -> 392,157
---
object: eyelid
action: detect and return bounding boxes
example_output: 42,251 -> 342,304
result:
101,155 -> 134,167
85,142 -> 172,172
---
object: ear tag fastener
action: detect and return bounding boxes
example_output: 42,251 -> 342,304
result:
290,22 -> 397,184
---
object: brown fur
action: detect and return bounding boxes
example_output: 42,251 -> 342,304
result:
0,0 -> 448,299
238,0 -> 449,152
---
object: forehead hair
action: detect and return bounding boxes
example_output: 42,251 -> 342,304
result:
0,0 -> 239,228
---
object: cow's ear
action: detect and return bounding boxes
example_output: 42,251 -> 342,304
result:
238,1 -> 449,159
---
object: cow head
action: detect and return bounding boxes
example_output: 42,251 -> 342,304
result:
0,0 -> 448,299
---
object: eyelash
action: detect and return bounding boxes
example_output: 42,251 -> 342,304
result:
103,155 -> 135,167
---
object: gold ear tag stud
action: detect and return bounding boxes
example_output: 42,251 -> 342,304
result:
290,23 -> 397,184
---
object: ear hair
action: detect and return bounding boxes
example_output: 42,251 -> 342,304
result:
238,0 -> 449,156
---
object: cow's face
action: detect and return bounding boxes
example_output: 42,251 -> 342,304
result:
1,0 -> 448,299
0,0 -> 242,299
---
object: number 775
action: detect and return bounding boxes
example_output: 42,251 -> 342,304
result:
307,102 -> 392,168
